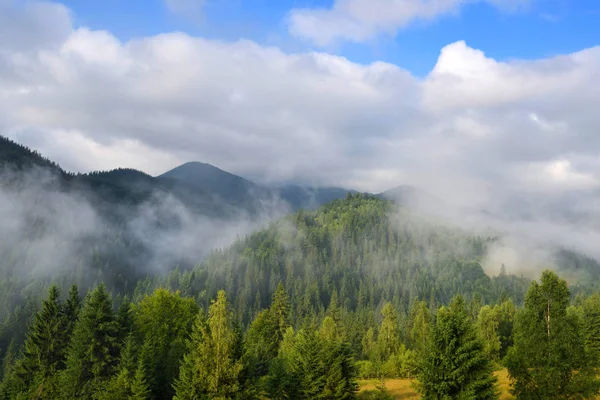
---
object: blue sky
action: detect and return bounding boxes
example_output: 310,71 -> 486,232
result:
60,0 -> 600,76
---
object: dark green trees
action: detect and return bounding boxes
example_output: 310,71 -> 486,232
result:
417,295 -> 499,400
0,285 -> 72,399
506,270 -> 600,399
244,283 -> 291,381
60,283 -> 120,399
266,316 -> 358,400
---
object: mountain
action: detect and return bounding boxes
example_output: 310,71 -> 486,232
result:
160,162 -> 265,206
160,161 -> 356,212
276,184 -> 356,210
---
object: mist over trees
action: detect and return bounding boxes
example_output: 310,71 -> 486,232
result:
3,137 -> 600,398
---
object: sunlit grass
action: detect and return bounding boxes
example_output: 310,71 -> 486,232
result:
358,369 -> 515,399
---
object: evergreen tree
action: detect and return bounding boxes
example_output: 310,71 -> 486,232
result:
244,309 -> 276,379
63,284 -> 82,337
132,288 -> 197,399
60,283 -> 120,399
116,295 -> 133,342
506,270 -> 600,399
95,333 -> 147,400
269,318 -> 357,400
270,283 -> 291,344
2,285 -> 70,399
173,290 -> 244,400
417,295 -> 498,400
582,293 -> 600,365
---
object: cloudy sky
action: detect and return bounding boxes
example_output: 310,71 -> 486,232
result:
1,0 -> 599,207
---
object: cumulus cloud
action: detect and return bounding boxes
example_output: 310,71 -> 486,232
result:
287,0 -> 533,46
1,0 -> 600,212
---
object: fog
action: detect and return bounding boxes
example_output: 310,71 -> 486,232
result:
391,183 -> 600,281
0,165 -> 293,291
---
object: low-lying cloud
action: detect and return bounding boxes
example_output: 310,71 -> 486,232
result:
2,1 -> 600,279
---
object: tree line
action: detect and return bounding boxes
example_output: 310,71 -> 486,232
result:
2,269 -> 600,399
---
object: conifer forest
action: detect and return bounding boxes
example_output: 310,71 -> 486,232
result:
3,137 -> 600,399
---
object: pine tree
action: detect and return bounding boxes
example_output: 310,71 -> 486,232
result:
173,290 -> 244,400
582,293 -> 600,365
132,288 -> 197,399
3,285 -> 70,399
417,295 -> 499,400
270,283 -> 291,344
244,309 -> 276,379
506,270 -> 600,399
95,333 -> 140,400
130,360 -> 151,400
116,295 -> 133,342
63,284 -> 82,338
60,283 -> 120,399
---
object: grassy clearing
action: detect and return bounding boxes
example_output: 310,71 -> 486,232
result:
358,369 -> 515,400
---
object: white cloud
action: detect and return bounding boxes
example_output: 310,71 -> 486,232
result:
288,0 -> 533,46
1,0 -> 600,211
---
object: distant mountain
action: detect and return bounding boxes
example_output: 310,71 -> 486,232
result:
159,161 -> 272,211
160,162 -> 257,200
276,184 -> 356,211
159,161 -> 356,213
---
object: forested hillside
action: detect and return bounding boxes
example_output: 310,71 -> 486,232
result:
4,137 -> 600,398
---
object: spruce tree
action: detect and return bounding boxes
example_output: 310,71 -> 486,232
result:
270,283 -> 291,344
582,293 -> 600,365
132,288 -> 197,399
506,270 -> 600,399
60,283 -> 120,399
173,290 -> 244,400
63,284 -> 82,338
417,295 -> 499,400
244,309 -> 276,379
95,333 -> 146,400
2,285 -> 70,399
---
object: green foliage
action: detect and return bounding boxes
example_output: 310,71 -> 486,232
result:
506,270 -> 600,399
581,293 -> 600,365
477,305 -> 502,362
417,295 -> 499,400
0,285 -> 70,399
132,288 -> 198,399
173,290 -> 244,400
267,317 -> 358,399
60,283 -> 120,399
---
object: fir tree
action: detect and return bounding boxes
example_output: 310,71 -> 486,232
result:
270,283 -> 291,344
417,295 -> 499,400
60,283 -> 120,399
582,293 -> 600,365
173,290 -> 244,399
63,284 -> 82,338
3,285 -> 70,399
132,288 -> 198,399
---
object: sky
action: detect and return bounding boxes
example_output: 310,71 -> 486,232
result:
1,0 -> 600,208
